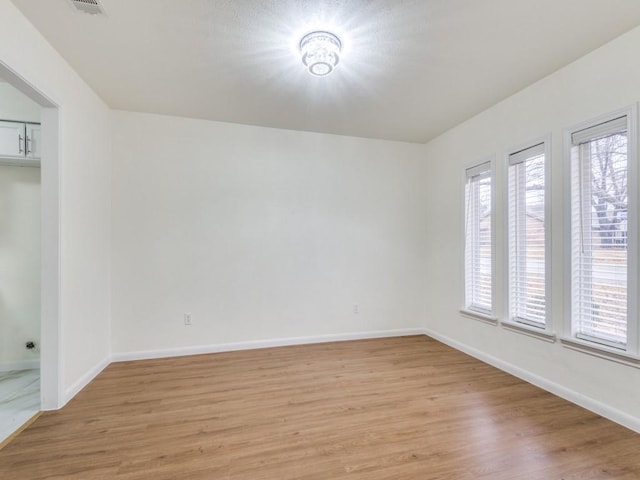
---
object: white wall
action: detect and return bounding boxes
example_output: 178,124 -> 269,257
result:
111,111 -> 427,355
422,25 -> 640,428
0,81 -> 40,123
0,1 -> 112,405
0,166 -> 40,371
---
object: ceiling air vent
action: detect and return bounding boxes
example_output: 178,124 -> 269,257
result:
67,0 -> 105,15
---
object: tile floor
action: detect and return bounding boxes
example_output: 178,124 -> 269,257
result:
0,369 -> 40,444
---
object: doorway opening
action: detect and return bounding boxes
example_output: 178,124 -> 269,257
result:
0,61 -> 60,444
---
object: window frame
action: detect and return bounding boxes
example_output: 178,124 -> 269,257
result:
563,106 -> 640,365
503,136 -> 554,340
461,157 -> 497,323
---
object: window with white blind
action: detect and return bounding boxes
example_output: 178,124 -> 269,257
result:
464,161 -> 493,316
507,142 -> 549,329
568,112 -> 638,353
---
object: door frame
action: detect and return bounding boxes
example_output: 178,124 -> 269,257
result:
0,60 -> 62,410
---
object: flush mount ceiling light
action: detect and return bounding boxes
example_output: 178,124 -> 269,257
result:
299,31 -> 342,77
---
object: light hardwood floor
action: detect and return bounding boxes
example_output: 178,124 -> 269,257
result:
0,335 -> 638,479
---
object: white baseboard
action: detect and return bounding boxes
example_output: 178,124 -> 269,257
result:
62,356 -> 111,407
59,327 -> 640,435
422,327 -> 640,434
0,359 -> 39,372
111,328 -> 425,363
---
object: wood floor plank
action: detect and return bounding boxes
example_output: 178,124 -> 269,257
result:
0,336 -> 638,479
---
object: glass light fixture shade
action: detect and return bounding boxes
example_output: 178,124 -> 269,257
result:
300,31 -> 342,77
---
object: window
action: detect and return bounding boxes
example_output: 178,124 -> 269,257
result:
568,112 -> 637,353
464,161 -> 493,316
507,142 -> 549,328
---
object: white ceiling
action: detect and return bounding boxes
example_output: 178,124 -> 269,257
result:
10,0 -> 640,143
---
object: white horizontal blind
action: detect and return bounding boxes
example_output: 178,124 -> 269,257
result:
570,117 -> 628,348
571,116 -> 627,145
465,162 -> 492,314
508,143 -> 546,327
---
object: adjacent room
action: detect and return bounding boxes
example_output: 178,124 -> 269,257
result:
0,79 -> 42,443
0,0 -> 639,478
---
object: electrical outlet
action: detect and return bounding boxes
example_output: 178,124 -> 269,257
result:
353,303 -> 359,314
184,313 -> 192,326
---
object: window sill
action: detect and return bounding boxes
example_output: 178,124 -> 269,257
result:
560,337 -> 640,369
460,308 -> 498,326
501,320 -> 556,343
